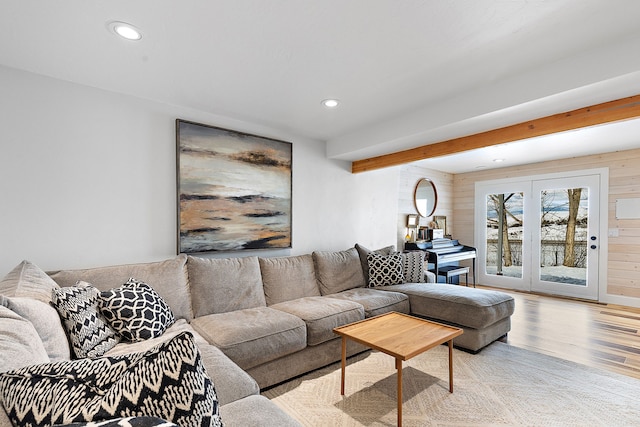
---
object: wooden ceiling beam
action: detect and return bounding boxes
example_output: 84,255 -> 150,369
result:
351,94 -> 640,173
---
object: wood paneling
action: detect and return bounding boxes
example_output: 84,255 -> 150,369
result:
453,147 -> 640,304
397,165 -> 453,249
353,95 -> 640,173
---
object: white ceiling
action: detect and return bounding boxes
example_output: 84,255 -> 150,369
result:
2,0 -> 640,173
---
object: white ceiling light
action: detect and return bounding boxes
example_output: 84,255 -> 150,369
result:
322,99 -> 339,108
108,21 -> 143,41
493,158 -> 505,163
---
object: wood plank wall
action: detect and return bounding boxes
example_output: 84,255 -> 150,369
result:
397,164 -> 453,250
452,147 -> 640,301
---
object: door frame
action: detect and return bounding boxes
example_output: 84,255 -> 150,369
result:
474,168 -> 609,301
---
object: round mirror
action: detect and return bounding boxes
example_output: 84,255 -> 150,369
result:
414,178 -> 437,217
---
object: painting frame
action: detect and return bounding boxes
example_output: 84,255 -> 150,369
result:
433,215 -> 447,236
176,119 -> 292,254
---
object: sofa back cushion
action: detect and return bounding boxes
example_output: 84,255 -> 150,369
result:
187,256 -> 266,316
47,255 -> 192,322
259,254 -> 321,305
312,247 -> 366,295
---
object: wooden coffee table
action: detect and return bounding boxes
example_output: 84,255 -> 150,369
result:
333,312 -> 463,427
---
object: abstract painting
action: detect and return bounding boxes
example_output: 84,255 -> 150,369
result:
176,120 -> 292,253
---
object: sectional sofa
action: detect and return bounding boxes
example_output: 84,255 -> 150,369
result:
0,244 -> 514,426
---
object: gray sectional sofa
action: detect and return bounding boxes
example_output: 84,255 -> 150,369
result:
0,244 -> 515,426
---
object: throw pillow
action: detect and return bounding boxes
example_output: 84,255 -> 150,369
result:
355,244 -> 396,284
52,282 -> 120,358
402,251 -> 426,283
367,252 -> 404,287
98,278 -> 175,342
4,296 -> 71,361
0,332 -> 222,427
0,305 -> 50,373
62,417 -> 179,426
0,260 -> 60,304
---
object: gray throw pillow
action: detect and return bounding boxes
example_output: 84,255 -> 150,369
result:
4,297 -> 71,361
0,305 -> 50,373
0,260 -> 60,304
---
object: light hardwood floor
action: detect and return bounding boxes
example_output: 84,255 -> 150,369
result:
485,287 -> 640,380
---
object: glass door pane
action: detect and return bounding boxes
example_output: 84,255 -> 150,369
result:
539,187 -> 588,286
486,192 -> 524,279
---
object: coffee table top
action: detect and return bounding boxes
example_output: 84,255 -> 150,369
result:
333,312 -> 463,361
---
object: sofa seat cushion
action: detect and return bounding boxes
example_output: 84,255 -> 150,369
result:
191,307 -> 306,370
105,319 -> 259,406
382,283 -> 515,329
271,297 -> 364,346
221,395 -> 302,427
326,288 -> 410,318
48,255 -> 192,322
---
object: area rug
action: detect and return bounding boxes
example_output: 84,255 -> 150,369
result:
262,342 -> 640,426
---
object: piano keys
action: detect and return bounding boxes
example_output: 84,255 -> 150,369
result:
405,238 -> 477,285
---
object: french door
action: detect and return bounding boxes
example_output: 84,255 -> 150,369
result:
530,175 -> 600,299
475,170 -> 605,300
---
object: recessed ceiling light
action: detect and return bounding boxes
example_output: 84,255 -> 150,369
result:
107,21 -> 143,41
322,99 -> 339,108
493,158 -> 505,163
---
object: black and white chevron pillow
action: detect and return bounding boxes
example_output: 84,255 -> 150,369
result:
402,251 -> 426,283
367,252 -> 404,287
98,278 -> 175,342
52,282 -> 120,358
0,332 -> 222,427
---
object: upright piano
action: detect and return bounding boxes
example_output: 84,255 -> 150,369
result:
405,239 -> 477,285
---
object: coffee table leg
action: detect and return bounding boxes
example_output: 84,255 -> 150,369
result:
448,339 -> 454,393
396,358 -> 402,427
340,336 -> 347,395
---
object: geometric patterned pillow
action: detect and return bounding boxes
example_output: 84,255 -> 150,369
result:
367,252 -> 404,287
402,251 -> 426,283
51,282 -> 120,359
0,332 -> 223,427
98,278 -> 175,343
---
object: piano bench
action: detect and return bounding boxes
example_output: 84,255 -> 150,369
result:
438,265 -> 473,287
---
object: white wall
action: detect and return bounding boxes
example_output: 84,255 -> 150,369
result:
0,66 -> 399,274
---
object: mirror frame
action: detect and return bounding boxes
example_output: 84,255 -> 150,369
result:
413,178 -> 438,217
